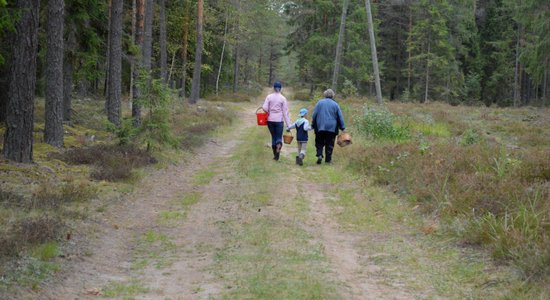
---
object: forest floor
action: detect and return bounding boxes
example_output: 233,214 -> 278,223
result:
29,89 -> 530,299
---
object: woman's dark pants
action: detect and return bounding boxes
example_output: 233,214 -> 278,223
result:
315,131 -> 337,163
267,121 -> 284,159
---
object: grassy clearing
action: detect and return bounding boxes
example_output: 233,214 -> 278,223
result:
340,97 -> 550,296
305,151 -> 531,298
0,94 -> 240,295
214,126 -> 339,299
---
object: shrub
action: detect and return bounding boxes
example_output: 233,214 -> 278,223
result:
341,79 -> 358,98
355,107 -> 411,141
16,214 -> 62,245
293,89 -> 311,101
350,141 -> 550,278
460,128 -> 481,145
54,144 -> 156,181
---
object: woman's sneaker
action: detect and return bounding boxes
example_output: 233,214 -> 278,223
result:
316,155 -> 323,164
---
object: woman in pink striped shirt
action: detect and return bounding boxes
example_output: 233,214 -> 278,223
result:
262,81 -> 291,161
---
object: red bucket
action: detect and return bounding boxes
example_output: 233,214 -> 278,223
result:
256,107 -> 268,126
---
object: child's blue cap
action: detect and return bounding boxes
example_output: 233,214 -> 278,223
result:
299,108 -> 308,116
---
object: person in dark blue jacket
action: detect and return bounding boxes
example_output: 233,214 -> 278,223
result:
311,89 -> 346,164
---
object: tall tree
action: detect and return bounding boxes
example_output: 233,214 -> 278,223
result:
332,0 -> 349,92
133,0 -> 145,127
216,13 -> 229,95
365,0 -> 383,104
159,0 -> 167,82
180,0 -> 190,100
189,0 -> 204,103
106,0 -> 123,126
45,0 -> 65,147
3,0 -> 40,162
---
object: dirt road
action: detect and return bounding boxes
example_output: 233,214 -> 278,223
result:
43,92 -> 512,299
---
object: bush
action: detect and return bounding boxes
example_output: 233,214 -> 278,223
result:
460,128 -> 481,145
53,144 -> 156,182
355,107 -> 411,141
350,141 -> 550,278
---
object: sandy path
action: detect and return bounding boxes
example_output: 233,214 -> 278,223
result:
43,102 -> 257,299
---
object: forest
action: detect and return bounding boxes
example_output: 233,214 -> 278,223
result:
1,0 -> 549,157
0,0 -> 549,298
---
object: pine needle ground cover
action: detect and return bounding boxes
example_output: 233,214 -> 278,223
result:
344,98 -> 550,295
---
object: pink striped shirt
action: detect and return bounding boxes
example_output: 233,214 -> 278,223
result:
262,92 -> 291,126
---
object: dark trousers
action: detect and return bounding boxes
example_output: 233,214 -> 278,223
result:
315,131 -> 337,162
267,121 -> 284,146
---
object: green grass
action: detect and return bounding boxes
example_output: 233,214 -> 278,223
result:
31,242 -> 59,261
192,169 -> 218,185
410,121 -> 451,137
102,279 -> 150,298
131,230 -> 177,270
213,125 -> 339,299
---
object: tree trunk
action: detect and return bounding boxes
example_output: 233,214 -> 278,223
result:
104,0 -> 112,99
268,42 -> 274,85
3,0 -> 40,162
216,14 -> 228,95
232,0 -> 240,94
233,41 -> 240,93
513,25 -> 521,107
130,0 -> 136,101
132,0 -> 145,127
407,4 -> 412,92
106,0 -> 123,126
180,0 -> 190,100
168,49 -> 177,82
143,0 -> 153,74
159,0 -> 167,82
189,0 -> 204,103
45,0 -> 65,147
543,64 -> 548,106
331,0 -> 349,92
365,0 -> 383,104
424,39 -> 431,103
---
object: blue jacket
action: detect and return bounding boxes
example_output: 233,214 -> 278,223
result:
311,98 -> 345,134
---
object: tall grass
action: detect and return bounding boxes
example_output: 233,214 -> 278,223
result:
348,100 -> 550,280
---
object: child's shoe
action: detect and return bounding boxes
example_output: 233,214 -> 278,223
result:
295,156 -> 300,165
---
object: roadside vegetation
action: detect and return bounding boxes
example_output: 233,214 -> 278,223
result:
0,92 -> 237,294
338,96 -> 550,296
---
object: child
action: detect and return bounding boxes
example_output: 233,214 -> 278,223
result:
287,108 -> 313,166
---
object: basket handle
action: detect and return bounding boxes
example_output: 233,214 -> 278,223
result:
285,129 -> 293,136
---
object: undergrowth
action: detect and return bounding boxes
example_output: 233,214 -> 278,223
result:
346,98 -> 550,283
0,87 -> 242,294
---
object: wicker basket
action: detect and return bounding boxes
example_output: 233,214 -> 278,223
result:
337,132 -> 352,147
283,131 -> 294,144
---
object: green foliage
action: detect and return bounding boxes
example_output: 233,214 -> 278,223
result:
341,79 -> 358,98
355,107 -> 410,141
135,71 -> 177,151
106,118 -> 138,146
460,128 -> 481,146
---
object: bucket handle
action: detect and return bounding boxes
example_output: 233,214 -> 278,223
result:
256,107 -> 267,114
